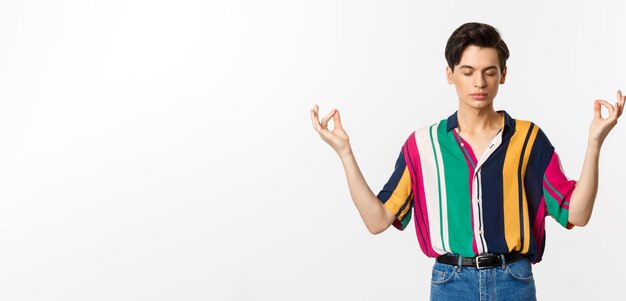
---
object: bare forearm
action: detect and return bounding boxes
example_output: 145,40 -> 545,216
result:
568,144 -> 601,226
571,90 -> 626,225
309,106 -> 393,234
339,150 -> 392,234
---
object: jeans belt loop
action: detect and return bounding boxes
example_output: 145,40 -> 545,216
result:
499,254 -> 506,269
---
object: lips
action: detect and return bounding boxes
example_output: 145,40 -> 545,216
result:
470,93 -> 488,100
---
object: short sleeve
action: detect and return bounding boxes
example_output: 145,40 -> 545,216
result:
542,151 -> 577,229
377,148 -> 414,231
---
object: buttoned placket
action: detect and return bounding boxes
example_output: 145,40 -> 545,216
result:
454,128 -> 504,255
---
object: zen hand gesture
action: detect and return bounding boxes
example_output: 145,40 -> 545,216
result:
589,90 -> 625,148
310,105 -> 352,157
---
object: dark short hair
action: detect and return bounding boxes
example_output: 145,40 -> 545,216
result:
445,22 -> 510,73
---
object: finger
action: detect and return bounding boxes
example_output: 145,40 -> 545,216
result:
602,100 -> 616,113
594,99 -> 602,119
616,91 -> 621,115
333,109 -> 344,130
310,108 -> 322,132
311,105 -> 325,131
617,90 -> 626,117
320,109 -> 336,129
596,99 -> 615,118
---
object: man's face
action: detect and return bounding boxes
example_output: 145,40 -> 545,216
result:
446,45 -> 507,111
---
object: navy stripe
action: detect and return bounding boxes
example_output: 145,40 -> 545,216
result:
481,137 -> 511,254
376,150 -> 407,203
524,127 -> 555,262
535,211 -> 547,263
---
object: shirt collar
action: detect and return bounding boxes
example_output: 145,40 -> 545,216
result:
446,110 -> 516,133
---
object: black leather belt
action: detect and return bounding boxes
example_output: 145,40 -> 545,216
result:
436,252 -> 525,269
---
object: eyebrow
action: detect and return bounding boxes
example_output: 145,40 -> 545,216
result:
459,65 -> 499,71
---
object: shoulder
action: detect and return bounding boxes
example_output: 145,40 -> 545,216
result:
512,118 -> 551,144
501,117 -> 556,173
503,114 -> 556,160
400,120 -> 444,149
404,120 -> 445,141
415,120 -> 445,134
515,119 -> 555,163
526,120 -> 552,145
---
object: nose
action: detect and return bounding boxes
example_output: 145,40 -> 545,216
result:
474,74 -> 486,88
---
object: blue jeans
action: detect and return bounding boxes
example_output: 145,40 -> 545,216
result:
430,256 -> 536,301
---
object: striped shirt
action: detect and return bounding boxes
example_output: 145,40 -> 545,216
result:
378,110 -> 576,264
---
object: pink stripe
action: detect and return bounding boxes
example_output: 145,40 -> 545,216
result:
532,198 -> 548,263
458,134 -> 478,164
404,132 -> 438,257
544,152 -> 576,209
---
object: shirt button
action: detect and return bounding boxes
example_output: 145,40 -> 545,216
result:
478,230 -> 483,234
460,143 -> 465,147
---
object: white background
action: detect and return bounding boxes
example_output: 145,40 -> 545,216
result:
0,0 -> 624,300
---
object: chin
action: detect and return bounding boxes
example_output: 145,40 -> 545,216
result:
462,100 -> 494,109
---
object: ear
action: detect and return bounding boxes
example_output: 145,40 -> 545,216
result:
446,66 -> 454,85
499,67 -> 507,84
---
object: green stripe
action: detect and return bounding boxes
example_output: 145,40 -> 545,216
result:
400,209 -> 413,229
543,174 -> 564,200
437,121 -> 473,257
454,130 -> 476,169
543,186 -> 569,227
429,124 -> 447,252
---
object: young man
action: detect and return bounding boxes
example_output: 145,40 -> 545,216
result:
310,22 -> 625,301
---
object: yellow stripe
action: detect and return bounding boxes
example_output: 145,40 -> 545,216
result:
398,193 -> 413,220
502,120 -> 531,252
383,166 -> 413,220
520,125 -> 539,253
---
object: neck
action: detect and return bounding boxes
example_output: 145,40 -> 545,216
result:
456,104 -> 502,134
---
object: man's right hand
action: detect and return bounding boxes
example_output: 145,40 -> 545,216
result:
310,105 -> 352,158
310,105 -> 396,234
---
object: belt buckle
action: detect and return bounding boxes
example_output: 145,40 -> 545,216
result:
475,254 -> 492,269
